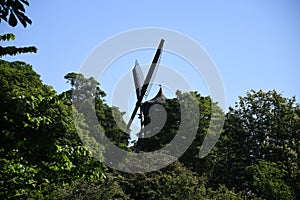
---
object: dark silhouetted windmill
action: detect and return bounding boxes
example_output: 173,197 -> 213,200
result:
127,39 -> 166,141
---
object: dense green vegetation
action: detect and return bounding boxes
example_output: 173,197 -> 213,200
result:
0,59 -> 299,199
0,1 -> 299,198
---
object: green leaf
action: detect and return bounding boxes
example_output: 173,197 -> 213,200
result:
0,33 -> 15,41
8,12 -> 18,27
37,94 -> 43,101
20,0 -> 30,6
15,11 -> 32,27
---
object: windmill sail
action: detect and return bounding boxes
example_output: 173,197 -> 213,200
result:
132,60 -> 144,100
127,39 -> 165,130
144,52 -> 161,99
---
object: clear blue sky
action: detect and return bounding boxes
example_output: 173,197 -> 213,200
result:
2,0 -> 300,111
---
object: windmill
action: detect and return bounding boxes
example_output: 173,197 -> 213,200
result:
127,39 -> 165,141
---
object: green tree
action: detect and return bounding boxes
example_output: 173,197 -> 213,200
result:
0,60 -> 107,198
50,174 -> 129,200
246,160 -> 293,200
178,91 -> 224,175
134,90 -> 225,176
64,72 -> 129,149
53,161 -> 249,200
210,90 -> 299,198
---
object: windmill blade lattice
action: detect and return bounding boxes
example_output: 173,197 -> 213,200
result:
126,39 -> 165,130
132,60 -> 144,100
144,48 -> 162,99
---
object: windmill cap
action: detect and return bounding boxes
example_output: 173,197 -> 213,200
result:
149,85 -> 166,103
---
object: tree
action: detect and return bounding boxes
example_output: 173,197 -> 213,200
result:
0,60 -> 107,198
53,161 -> 248,200
0,59 -> 54,151
0,0 -> 32,27
64,72 -> 129,148
2,53 -> 298,199
246,160 -> 293,199
209,90 -> 299,198
133,90 -> 225,176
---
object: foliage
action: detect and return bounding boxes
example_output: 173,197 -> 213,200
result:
0,148 -> 42,198
0,0 -> 32,27
53,161 -> 248,200
0,60 -> 106,198
117,162 -> 203,199
0,58 -> 298,199
246,160 -> 293,199
0,33 -> 37,57
64,72 -> 130,149
209,90 -> 299,199
134,90 -> 225,176
0,0 -> 37,57
50,175 -> 129,200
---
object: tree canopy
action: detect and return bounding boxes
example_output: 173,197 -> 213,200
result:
0,1 -> 299,197
1,58 -> 298,198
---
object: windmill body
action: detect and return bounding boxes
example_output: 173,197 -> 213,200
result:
140,85 -> 166,138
